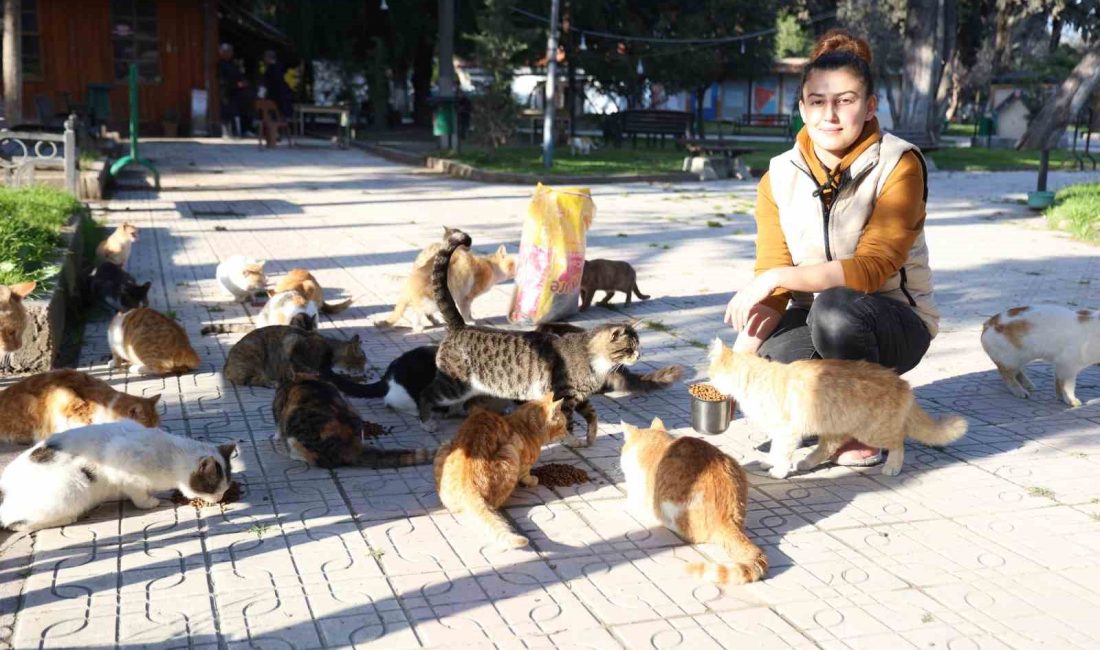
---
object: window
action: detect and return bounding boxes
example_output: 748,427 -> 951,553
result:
0,0 -> 42,77
111,0 -> 159,82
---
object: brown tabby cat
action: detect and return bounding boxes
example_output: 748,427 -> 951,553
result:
224,325 -> 365,388
418,229 -> 641,447
108,308 -> 201,375
378,243 -> 517,332
434,392 -> 567,548
0,281 -> 36,352
0,369 -> 161,444
273,269 -> 352,315
273,372 -> 433,468
708,340 -> 968,477
620,418 -> 768,585
580,259 -> 649,310
96,223 -> 139,268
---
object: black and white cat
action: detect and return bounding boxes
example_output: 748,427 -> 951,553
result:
90,261 -> 151,312
0,421 -> 235,531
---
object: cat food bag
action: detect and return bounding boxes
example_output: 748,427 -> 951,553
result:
508,184 -> 594,324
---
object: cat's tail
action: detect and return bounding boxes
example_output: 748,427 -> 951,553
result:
432,228 -> 473,330
904,402 -> 968,447
149,348 -> 201,374
354,445 -> 436,468
375,295 -> 409,329
200,322 -> 253,336
324,371 -> 389,399
462,496 -> 529,548
601,365 -> 683,394
631,282 -> 650,301
321,298 -> 353,315
685,526 -> 768,585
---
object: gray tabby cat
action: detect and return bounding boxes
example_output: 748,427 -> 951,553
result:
224,325 -> 365,388
417,229 -> 641,447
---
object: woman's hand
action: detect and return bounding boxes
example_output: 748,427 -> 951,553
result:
724,270 -> 780,331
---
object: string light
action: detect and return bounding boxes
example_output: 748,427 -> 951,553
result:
579,33 -> 587,51
380,0 -> 389,10
636,59 -> 644,75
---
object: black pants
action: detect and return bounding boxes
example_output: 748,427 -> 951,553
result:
758,287 -> 931,374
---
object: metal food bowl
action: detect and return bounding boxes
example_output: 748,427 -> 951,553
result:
689,386 -> 736,435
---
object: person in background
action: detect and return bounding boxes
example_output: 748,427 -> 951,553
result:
217,43 -> 249,137
261,50 -> 294,120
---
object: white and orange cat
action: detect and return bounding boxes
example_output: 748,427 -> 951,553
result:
0,281 -> 36,352
620,417 -> 768,585
0,369 -> 160,444
96,223 -> 139,268
379,244 -> 517,332
215,255 -> 268,301
273,268 -> 352,315
981,304 -> 1099,407
434,393 -> 566,548
108,308 -> 201,375
708,339 -> 968,477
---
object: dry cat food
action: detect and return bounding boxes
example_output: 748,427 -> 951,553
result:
530,463 -> 590,487
170,481 -> 241,508
689,383 -> 729,402
362,421 -> 389,438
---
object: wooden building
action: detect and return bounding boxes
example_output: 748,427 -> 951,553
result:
4,0 -> 289,136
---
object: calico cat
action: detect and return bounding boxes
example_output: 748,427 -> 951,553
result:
0,281 -> 36,352
620,418 -> 767,585
273,373 -> 433,468
417,229 -> 641,447
378,243 -> 516,332
0,369 -> 160,444
223,325 -> 365,388
274,268 -> 352,315
256,290 -> 319,329
981,305 -> 1100,407
215,255 -> 268,301
707,340 -> 968,478
580,259 -> 649,310
96,223 -> 139,268
0,420 -> 234,532
108,308 -> 201,375
434,393 -> 567,547
90,262 -> 151,312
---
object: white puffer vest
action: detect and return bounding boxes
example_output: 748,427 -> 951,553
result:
767,133 -> 940,338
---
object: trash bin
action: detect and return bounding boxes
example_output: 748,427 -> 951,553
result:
978,115 -> 995,136
432,101 -> 455,137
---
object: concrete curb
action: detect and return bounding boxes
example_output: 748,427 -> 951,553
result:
353,140 -> 697,185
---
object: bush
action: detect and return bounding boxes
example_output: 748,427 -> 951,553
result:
0,186 -> 86,291
468,89 -> 518,149
1046,182 -> 1100,243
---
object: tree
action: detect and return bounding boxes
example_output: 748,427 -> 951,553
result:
774,12 -> 812,58
838,0 -> 907,125
895,0 -> 956,138
465,0 -> 533,148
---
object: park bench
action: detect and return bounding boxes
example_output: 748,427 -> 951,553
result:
886,129 -> 941,153
732,113 -> 792,139
604,110 -> 693,147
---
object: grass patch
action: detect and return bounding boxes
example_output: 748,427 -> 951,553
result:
1027,486 -> 1055,499
706,220 -> 724,228
1045,182 -> 1099,243
926,147 -> 1077,172
645,320 -> 674,334
208,305 -> 224,313
248,523 -> 269,539
0,186 -> 87,292
166,310 -> 178,320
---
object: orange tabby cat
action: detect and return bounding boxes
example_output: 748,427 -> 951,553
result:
0,369 -> 160,444
434,392 -> 566,548
379,244 -> 517,332
108,308 -> 201,374
96,223 -> 139,267
273,268 -> 352,315
0,281 -> 36,352
708,339 -> 968,477
620,418 -> 768,584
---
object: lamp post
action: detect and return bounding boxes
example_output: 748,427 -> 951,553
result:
542,0 -> 561,168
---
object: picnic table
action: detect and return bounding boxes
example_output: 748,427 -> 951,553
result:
293,103 -> 354,148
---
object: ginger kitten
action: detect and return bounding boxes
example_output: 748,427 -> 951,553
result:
96,223 -> 139,268
434,393 -> 567,548
108,308 -> 201,375
273,268 -> 352,315
0,281 -> 36,352
379,244 -> 517,332
0,369 -> 160,444
981,304 -> 1100,407
707,340 -> 967,477
620,418 -> 767,585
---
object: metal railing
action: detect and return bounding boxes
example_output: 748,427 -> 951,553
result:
0,113 -> 79,196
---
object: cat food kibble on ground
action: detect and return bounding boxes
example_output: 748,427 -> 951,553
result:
689,383 -> 728,402
171,481 -> 241,507
362,421 -> 388,438
531,463 -> 590,487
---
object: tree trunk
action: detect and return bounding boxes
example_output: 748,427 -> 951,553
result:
930,0 -> 957,136
695,86 -> 706,138
3,0 -> 21,125
412,36 -> 433,127
897,0 -> 941,137
1016,44 -> 1100,150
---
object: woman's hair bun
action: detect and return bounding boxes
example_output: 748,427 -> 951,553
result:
810,29 -> 872,66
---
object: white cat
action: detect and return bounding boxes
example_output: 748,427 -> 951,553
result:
255,290 -> 319,329
0,421 -> 235,532
215,255 -> 268,302
569,136 -> 597,155
981,304 -> 1100,407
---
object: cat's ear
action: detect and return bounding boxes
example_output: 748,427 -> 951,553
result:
256,260 -> 266,267
217,443 -> 237,460
9,281 -> 36,299
350,334 -> 361,344
495,244 -> 507,257
649,416 -> 666,430
621,421 -> 638,439
139,281 -> 152,293
147,393 -> 161,404
708,337 -> 728,361
610,324 -> 630,340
